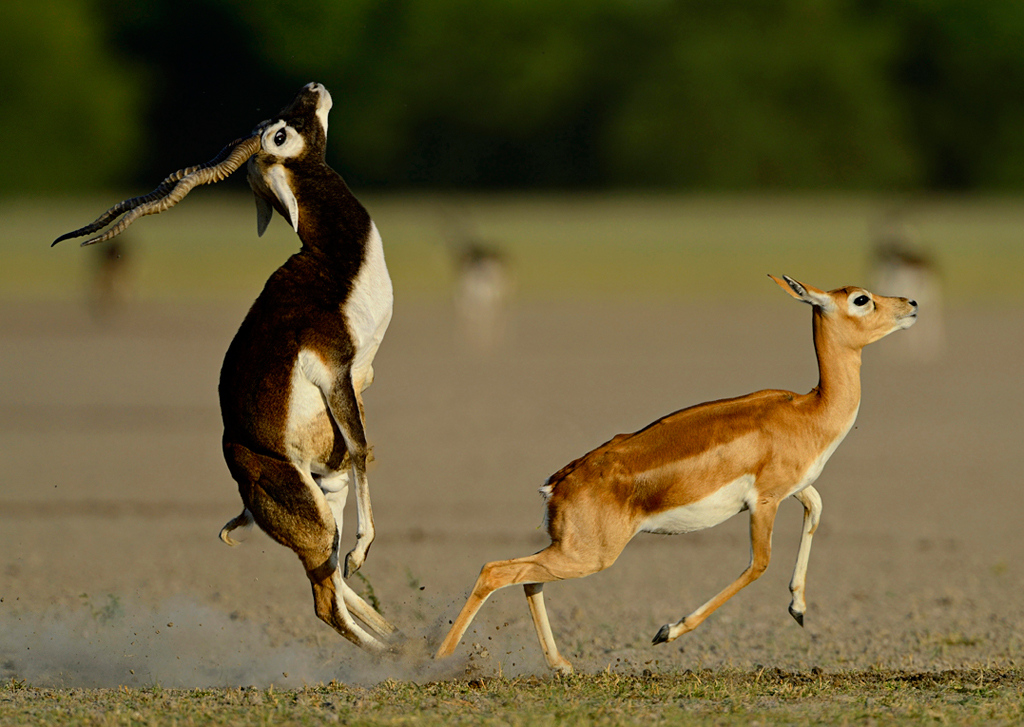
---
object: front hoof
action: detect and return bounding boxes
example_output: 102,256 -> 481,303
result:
788,604 -> 805,627
652,624 -> 672,645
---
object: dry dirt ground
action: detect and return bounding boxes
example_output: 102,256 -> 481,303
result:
0,298 -> 1021,688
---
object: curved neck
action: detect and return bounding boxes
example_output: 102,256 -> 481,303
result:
292,164 -> 371,259
811,309 -> 863,417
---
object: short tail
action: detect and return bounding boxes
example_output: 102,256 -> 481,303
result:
219,509 -> 254,546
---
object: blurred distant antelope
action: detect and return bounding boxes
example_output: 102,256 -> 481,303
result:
441,213 -> 512,351
435,275 -> 918,672
870,214 -> 944,362
54,83 -> 397,650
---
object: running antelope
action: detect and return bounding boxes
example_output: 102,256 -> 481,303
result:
435,275 -> 917,672
54,83 -> 397,650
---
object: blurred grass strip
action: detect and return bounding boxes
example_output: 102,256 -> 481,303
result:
4,193 -> 1021,303
2,667 -> 1022,725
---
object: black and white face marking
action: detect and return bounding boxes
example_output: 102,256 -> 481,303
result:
261,120 -> 305,159
847,291 -> 874,317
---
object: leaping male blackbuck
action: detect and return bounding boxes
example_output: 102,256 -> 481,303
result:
435,275 -> 918,672
54,83 -> 397,650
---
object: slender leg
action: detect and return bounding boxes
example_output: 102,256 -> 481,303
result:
524,584 -> 572,673
653,498 -> 780,644
318,469 -> 398,638
788,485 -> 822,626
341,580 -> 398,636
322,374 -> 375,577
435,545 -> 591,664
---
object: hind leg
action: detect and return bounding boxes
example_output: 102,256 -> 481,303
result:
318,469 -> 398,638
525,584 -> 572,673
435,543 -> 604,669
224,442 -> 384,651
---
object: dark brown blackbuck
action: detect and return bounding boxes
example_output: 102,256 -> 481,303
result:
54,83 -> 397,650
435,275 -> 917,672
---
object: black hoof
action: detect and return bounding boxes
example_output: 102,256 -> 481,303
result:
788,604 -> 804,627
652,624 -> 671,645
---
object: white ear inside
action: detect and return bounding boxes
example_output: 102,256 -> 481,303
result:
266,165 -> 300,233
783,275 -> 833,310
254,193 -> 274,237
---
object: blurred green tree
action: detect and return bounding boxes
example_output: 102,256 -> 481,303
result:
52,0 -> 1024,191
0,1 -> 143,192
603,1 -> 920,188
888,0 -> 1024,189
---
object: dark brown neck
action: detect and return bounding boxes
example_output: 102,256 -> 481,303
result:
291,163 -> 372,262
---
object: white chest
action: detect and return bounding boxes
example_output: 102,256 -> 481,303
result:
785,405 -> 860,499
638,474 -> 757,535
344,222 -> 393,378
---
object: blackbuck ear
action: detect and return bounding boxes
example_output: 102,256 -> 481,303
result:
768,274 -> 834,310
262,166 -> 300,234
254,193 -> 274,237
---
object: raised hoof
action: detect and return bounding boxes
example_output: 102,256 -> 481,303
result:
652,624 -> 672,645
788,604 -> 805,627
344,552 -> 361,579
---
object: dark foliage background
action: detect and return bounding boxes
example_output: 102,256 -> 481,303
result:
7,0 -> 1024,192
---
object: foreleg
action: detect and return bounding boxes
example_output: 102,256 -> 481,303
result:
654,498 -> 780,644
788,485 -> 822,626
322,374 -> 376,577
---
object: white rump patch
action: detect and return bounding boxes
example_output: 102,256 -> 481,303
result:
639,474 -> 757,535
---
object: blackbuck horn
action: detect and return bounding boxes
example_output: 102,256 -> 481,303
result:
52,134 -> 261,247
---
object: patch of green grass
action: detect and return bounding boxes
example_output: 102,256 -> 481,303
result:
4,193 -> 1023,303
2,668 -> 1022,725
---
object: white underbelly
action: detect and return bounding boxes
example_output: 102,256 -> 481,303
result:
638,474 -> 757,535
345,222 -> 393,385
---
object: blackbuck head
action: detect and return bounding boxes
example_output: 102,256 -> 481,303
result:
53,83 -> 333,247
770,274 -> 918,348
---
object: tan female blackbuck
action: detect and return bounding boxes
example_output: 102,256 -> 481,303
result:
54,84 -> 397,650
435,275 -> 918,672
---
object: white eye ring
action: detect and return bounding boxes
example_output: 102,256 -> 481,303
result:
262,121 -> 305,158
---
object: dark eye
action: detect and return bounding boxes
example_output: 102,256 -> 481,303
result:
853,295 -> 870,306
273,129 -> 287,146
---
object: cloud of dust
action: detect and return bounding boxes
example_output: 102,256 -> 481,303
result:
0,595 -> 471,688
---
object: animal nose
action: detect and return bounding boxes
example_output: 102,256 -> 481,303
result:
908,299 -> 918,307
